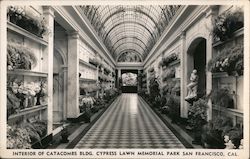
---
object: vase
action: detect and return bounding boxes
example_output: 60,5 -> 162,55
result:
33,97 -> 37,106
24,97 -> 28,108
27,96 -> 33,108
9,15 -> 18,24
40,97 -> 47,105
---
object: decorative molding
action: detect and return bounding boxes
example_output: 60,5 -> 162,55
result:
67,31 -> 80,39
7,22 -> 48,46
8,105 -> 48,120
7,70 -> 48,77
53,6 -> 115,67
79,59 -> 97,70
144,5 -> 209,68
43,6 -> 55,18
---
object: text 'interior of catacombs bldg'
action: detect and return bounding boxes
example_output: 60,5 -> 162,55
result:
4,4 -> 246,151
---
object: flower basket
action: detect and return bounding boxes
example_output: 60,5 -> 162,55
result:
213,9 -> 244,42
207,43 -> 243,75
7,42 -> 37,70
7,6 -> 48,38
161,53 -> 178,67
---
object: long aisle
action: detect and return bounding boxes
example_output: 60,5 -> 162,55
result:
75,93 -> 185,148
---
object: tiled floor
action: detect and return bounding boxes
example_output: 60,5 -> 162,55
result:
75,93 -> 185,148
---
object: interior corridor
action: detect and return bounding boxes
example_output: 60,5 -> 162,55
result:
74,93 -> 185,149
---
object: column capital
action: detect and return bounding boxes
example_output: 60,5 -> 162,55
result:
67,31 -> 80,39
43,6 -> 55,18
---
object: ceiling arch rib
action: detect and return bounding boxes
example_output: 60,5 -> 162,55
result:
108,29 -> 153,46
103,16 -> 156,36
80,5 -> 181,62
111,36 -> 147,50
97,8 -> 159,34
108,27 -> 151,43
103,21 -> 156,43
113,42 -> 145,55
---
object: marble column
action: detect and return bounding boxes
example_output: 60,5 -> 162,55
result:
205,7 -> 217,121
43,6 -> 54,134
62,66 -> 68,120
96,63 -> 99,98
118,68 -> 121,88
67,31 -> 80,118
160,53 -> 164,96
180,31 -> 188,118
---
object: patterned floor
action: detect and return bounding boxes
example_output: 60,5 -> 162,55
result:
75,93 -> 185,148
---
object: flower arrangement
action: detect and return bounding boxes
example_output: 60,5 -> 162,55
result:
224,129 -> 242,149
79,96 -> 95,113
103,67 -> 111,75
89,57 -> 99,67
35,81 -> 47,105
7,42 -> 37,70
201,121 -> 225,148
207,43 -> 243,75
162,80 -> 176,95
7,6 -> 48,38
7,125 -> 31,149
7,79 -> 47,116
187,99 -> 208,130
162,67 -> 175,82
160,53 -> 178,67
149,77 -> 160,102
201,115 -> 243,149
111,71 -> 116,77
7,119 -> 47,149
213,9 -> 244,42
103,88 -> 119,101
209,87 -> 234,108
7,6 -> 25,23
163,95 -> 180,122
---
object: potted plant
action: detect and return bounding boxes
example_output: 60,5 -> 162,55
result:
61,124 -> 69,143
187,98 -> 208,145
165,95 -> 181,123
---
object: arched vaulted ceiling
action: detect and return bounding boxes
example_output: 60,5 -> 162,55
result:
80,5 -> 181,62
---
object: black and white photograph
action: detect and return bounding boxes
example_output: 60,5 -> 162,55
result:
0,1 -> 249,159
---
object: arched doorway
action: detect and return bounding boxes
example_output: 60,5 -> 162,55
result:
53,49 -> 65,129
121,70 -> 138,93
187,37 -> 207,98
